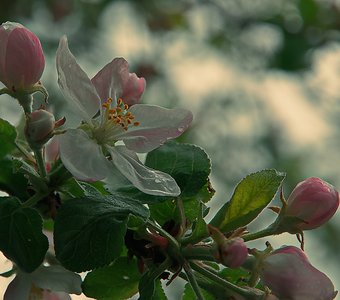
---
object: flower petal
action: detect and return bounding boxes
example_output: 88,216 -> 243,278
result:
59,129 -> 110,181
56,36 -> 100,122
91,58 -> 129,104
120,73 -> 146,106
4,274 -> 31,300
91,58 -> 145,106
118,104 -> 193,153
107,146 -> 181,196
31,265 -> 82,295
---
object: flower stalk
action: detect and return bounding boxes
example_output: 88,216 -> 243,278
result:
190,261 -> 266,300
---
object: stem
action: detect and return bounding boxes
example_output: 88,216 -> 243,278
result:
17,93 -> 33,114
177,197 -> 186,238
182,245 -> 216,262
190,262 -> 265,300
183,262 -> 206,300
242,223 -> 277,242
146,220 -> 180,252
33,148 -> 47,179
15,141 -> 35,162
22,191 -> 48,207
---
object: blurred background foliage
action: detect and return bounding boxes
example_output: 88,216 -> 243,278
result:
1,0 -> 340,297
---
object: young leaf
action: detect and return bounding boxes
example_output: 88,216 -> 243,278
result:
0,118 -> 17,158
83,257 -> 141,300
0,197 -> 48,272
54,194 -> 149,272
210,169 -> 285,232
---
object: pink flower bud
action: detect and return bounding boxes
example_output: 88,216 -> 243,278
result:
208,225 -> 248,268
260,246 -> 336,300
218,237 -> 248,268
0,22 -> 45,91
285,177 -> 339,230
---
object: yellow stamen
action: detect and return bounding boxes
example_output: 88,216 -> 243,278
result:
101,97 -> 140,132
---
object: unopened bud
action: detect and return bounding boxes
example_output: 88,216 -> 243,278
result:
25,109 -> 58,149
208,225 -> 248,268
284,177 -> 339,231
0,22 -> 45,91
259,246 -> 336,300
219,237 -> 248,268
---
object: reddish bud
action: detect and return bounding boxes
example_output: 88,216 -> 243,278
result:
285,177 -> 339,230
260,246 -> 336,300
0,22 -> 45,91
218,237 -> 248,268
208,225 -> 248,268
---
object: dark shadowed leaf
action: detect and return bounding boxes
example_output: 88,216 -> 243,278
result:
54,194 -> 149,272
0,197 -> 48,272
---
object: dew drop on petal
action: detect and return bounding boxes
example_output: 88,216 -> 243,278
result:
178,126 -> 185,133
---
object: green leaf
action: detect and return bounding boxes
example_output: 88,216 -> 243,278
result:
12,159 -> 48,193
210,169 -> 285,232
151,280 -> 167,300
0,157 -> 28,199
146,141 -> 211,198
149,183 -> 213,227
219,267 -> 251,286
111,142 -> 212,205
83,257 -> 141,300
183,203 -> 209,245
183,283 -> 215,300
139,272 -> 160,300
0,197 -> 48,272
54,194 -> 149,272
0,118 -> 17,158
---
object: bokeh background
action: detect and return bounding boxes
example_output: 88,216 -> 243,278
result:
1,0 -> 340,298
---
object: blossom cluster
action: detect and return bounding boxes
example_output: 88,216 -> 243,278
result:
0,21 -> 339,300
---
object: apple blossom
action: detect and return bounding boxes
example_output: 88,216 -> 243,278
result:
284,177 -> 340,231
56,36 -> 193,196
0,22 -> 45,91
4,265 -> 81,300
259,246 -> 336,300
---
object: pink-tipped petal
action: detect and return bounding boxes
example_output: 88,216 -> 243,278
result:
119,104 -> 193,153
120,73 -> 146,105
91,58 -> 145,105
108,146 -> 181,196
91,58 -> 129,104
59,129 -> 111,181
56,36 -> 101,122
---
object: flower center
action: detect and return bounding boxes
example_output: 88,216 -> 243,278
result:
102,97 -> 139,131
